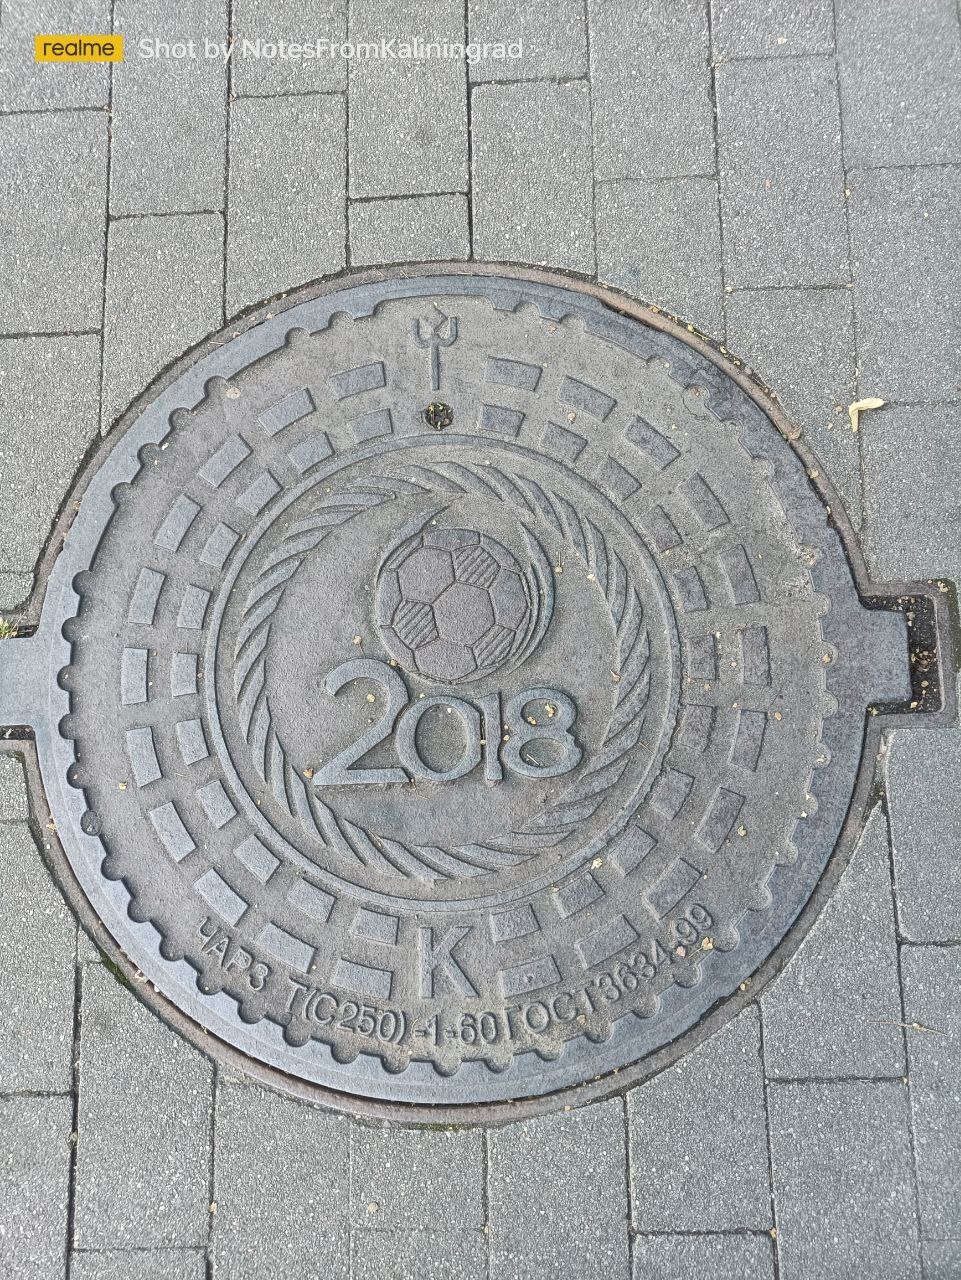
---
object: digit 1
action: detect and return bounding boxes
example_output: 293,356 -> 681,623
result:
478,692 -> 503,783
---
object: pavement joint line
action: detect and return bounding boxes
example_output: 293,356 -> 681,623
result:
109,209 -> 225,222
899,940 -> 961,950
0,1089 -> 72,1099
621,1091 -> 634,1235
203,1063 -> 218,1280
0,331 -> 102,340
582,0 -> 598,291
757,1009 -> 782,1279
710,50 -> 837,69
348,190 -> 470,206
344,25 -> 352,272
0,105 -> 108,117
596,172 -> 719,185
97,0 -> 116,441
629,1228 -> 782,1238
232,89 -> 348,103
766,1075 -> 911,1087
64,940 -> 83,1279
705,0 -> 729,347
222,0 -> 234,330
882,799 -> 929,1277
464,70 -> 476,259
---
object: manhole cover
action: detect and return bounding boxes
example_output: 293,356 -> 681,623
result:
0,268 -> 952,1120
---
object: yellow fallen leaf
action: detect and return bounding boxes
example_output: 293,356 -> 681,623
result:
848,395 -> 885,432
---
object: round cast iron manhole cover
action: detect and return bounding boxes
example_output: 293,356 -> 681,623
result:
0,267 -> 951,1120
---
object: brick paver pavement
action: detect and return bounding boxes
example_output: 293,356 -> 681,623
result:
0,3 -> 958,1277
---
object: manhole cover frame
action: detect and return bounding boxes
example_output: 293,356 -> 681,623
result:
1,263 -> 955,1126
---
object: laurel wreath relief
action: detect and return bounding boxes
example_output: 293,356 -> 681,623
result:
231,461 -> 652,883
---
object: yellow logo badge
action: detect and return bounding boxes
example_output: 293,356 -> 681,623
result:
35,34 -> 123,63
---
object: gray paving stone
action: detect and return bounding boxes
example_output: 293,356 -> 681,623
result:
0,754 -> 29,821
489,1100 -> 628,1278
352,1228 -> 488,1280
848,167 -> 961,403
471,81 -> 594,272
0,1096 -> 71,1280
102,214 -> 224,429
468,0 -> 588,82
490,1099 -> 626,1232
901,945 -> 961,1242
596,177 -> 723,336
491,1220 -> 628,1280
632,1233 -> 776,1279
837,0 -> 961,170
886,720 -> 961,943
768,1081 -> 920,1279
923,1239 -> 961,1278
227,95 -> 346,315
711,0 -> 834,60
716,57 -> 848,288
761,807 -> 905,1079
71,1249 -> 205,1280
0,0 -> 110,110
0,572 -> 33,611
628,1008 -> 770,1231
724,285 -> 861,524
349,195 -> 470,266
213,1080 -> 348,1275
589,0 -> 714,181
348,0 -> 468,198
0,112 -> 106,333
351,1125 -> 483,1229
231,0 -> 347,96
861,405 -> 961,590
74,964 -> 212,1250
0,337 -> 100,575
109,0 -> 227,215
0,824 -> 75,1093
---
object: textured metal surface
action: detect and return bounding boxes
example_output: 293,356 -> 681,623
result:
0,267 -> 942,1116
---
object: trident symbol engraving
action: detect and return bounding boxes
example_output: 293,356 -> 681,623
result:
412,307 -> 459,392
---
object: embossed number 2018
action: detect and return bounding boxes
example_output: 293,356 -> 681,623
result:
313,658 -> 582,787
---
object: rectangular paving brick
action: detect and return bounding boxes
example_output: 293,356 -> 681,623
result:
923,1240 -> 961,1278
901,945 -> 961,1241
0,337 -> 100,575
848,167 -> 961,403
0,1096 -> 71,1280
0,112 -> 106,333
71,1249 -> 205,1280
768,1081 -> 920,1279
213,1080 -> 348,1275
632,1233 -> 776,1279
711,0 -> 834,59
471,81 -> 594,272
352,1228 -> 487,1280
589,0 -> 714,181
349,195 -> 470,266
348,0 -> 467,198
227,94 -> 346,314
492,1220 -> 629,1280
716,57 -> 848,288
489,1099 -> 629,1278
861,405 -> 961,589
109,0 -> 227,215
0,0 -> 110,110
351,1125 -> 483,1229
0,824 -> 76,1093
596,176 -> 723,336
0,755 -> 29,821
724,285 -> 860,524
468,0 -> 588,81
0,572 -> 32,611
628,1008 -> 770,1231
102,214 -> 224,429
837,0 -> 961,169
230,0 -> 347,96
74,964 -> 212,1249
886,721 -> 961,943
761,808 -> 905,1079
